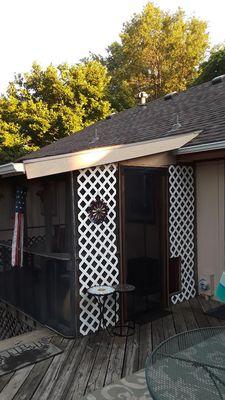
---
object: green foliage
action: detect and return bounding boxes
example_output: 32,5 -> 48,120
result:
192,45 -> 225,85
0,61 -> 111,162
0,96 -> 38,163
0,2 -> 212,162
105,2 -> 209,110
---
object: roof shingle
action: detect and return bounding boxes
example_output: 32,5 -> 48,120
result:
22,79 -> 225,160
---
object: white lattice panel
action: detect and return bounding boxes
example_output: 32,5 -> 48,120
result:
169,165 -> 196,304
77,164 -> 119,335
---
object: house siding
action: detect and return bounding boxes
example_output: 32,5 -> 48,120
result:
196,160 -> 225,293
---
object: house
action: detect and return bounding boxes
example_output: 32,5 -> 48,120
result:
0,75 -> 224,338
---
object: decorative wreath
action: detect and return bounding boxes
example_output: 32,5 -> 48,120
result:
87,195 -> 109,225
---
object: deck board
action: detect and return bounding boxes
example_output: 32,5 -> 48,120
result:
170,302 -> 187,333
0,297 -> 224,400
84,331 -> 114,395
162,312 -> 176,340
12,336 -> 64,400
151,317 -> 164,348
65,332 -> 102,400
189,297 -> 210,327
48,336 -> 89,400
12,359 -> 53,400
138,321 -> 152,370
179,299 -> 198,330
0,365 -> 34,400
0,373 -> 14,393
104,335 -> 127,386
122,323 -> 140,377
31,338 -> 72,400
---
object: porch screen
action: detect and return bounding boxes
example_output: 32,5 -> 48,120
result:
0,174 -> 74,337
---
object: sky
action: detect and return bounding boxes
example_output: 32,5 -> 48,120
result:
0,0 -> 225,93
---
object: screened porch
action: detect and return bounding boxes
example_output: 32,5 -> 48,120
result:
0,173 -> 76,337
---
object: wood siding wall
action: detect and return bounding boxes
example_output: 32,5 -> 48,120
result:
119,151 -> 175,168
196,160 -> 225,292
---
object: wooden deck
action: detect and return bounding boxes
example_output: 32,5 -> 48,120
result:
0,296 -> 224,400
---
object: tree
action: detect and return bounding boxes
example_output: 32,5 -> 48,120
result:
0,61 -> 111,161
105,2 -> 209,110
192,45 -> 225,85
0,119 -> 36,163
0,96 -> 38,163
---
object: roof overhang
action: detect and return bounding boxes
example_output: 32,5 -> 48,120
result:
0,162 -> 25,177
23,131 -> 200,179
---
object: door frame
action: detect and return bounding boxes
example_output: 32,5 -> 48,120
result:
119,165 -> 169,309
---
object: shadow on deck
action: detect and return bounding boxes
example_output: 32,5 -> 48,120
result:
0,296 -> 224,400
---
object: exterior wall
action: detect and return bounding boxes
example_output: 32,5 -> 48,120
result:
196,161 -> 225,292
120,151 -> 175,168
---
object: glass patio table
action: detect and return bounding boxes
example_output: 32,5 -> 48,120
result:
145,327 -> 225,400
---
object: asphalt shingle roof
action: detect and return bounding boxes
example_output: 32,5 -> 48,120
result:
22,79 -> 225,161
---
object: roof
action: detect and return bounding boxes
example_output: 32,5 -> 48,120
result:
22,79 -> 225,161
23,132 -> 199,179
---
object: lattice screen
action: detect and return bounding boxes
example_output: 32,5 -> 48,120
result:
77,164 -> 119,335
0,302 -> 34,340
169,165 -> 196,304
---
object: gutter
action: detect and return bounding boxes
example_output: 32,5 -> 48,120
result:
177,140 -> 225,154
0,162 -> 25,177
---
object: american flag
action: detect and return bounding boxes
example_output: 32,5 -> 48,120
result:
11,188 -> 27,268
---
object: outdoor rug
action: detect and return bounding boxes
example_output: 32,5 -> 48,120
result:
0,337 -> 62,376
82,369 -> 152,400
